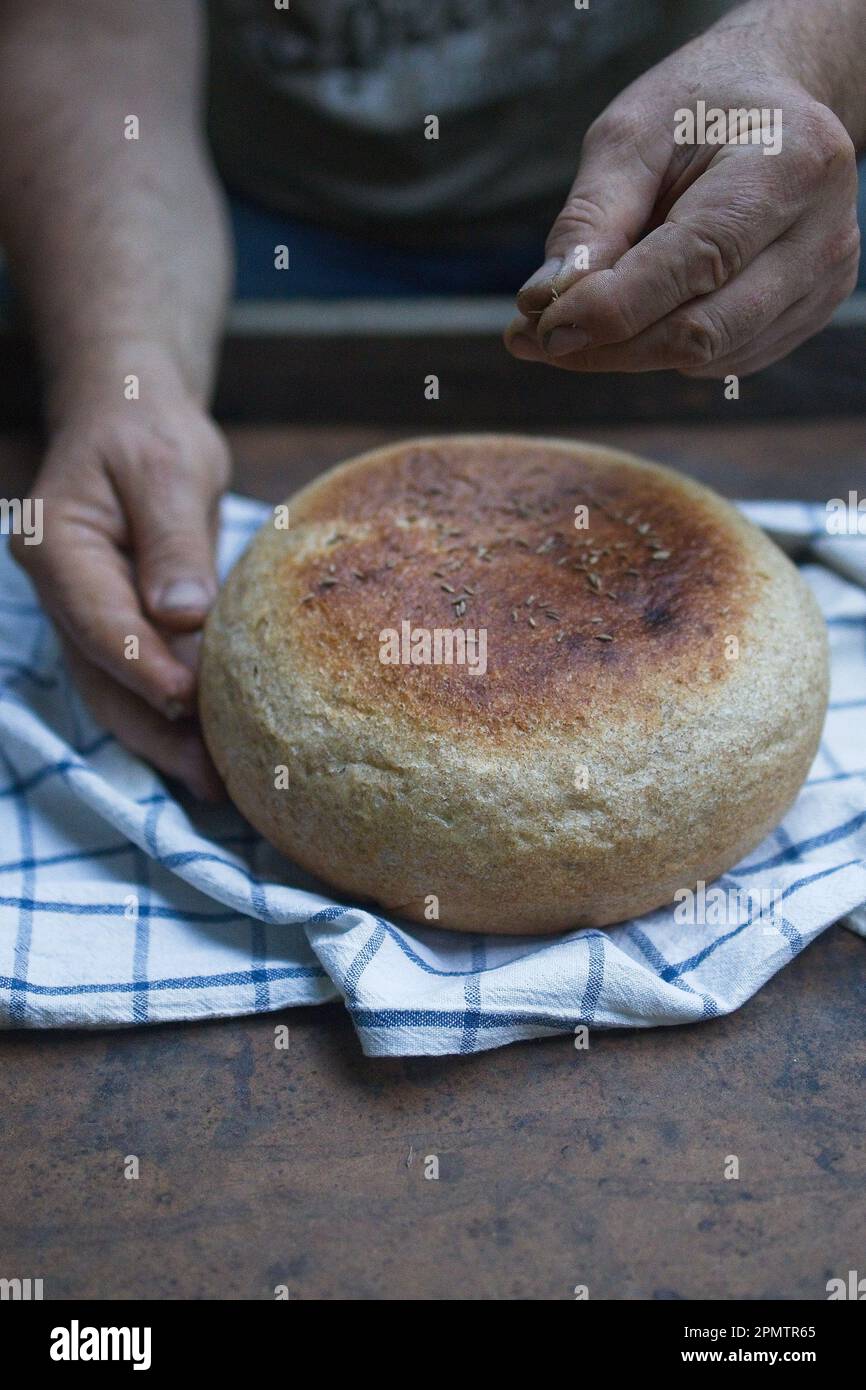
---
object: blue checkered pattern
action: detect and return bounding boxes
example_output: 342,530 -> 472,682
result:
0,494 -> 864,1055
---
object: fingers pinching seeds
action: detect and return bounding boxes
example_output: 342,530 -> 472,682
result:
514,84 -> 859,375
514,111 -> 665,323
539,152 -> 802,357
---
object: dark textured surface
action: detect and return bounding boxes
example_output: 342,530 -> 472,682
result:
1,928 -> 864,1300
1,421 -> 864,1300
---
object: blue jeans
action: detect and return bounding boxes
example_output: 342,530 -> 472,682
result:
229,194 -> 541,298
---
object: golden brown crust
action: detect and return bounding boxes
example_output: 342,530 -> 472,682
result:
276,437 -> 755,738
200,436 -> 829,935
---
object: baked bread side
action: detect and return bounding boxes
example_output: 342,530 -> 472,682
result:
200,436 -> 828,935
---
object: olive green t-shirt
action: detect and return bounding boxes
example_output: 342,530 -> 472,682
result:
206,0 -> 729,248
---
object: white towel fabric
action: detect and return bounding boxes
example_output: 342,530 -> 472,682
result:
0,494 -> 863,1055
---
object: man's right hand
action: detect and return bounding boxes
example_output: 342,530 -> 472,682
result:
12,363 -> 230,800
0,0 -> 233,797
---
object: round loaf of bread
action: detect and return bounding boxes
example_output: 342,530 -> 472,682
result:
200,435 -> 828,935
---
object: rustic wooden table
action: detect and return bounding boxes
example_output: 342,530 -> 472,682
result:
1,418 -> 864,1300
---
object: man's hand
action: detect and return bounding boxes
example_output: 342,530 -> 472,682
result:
0,0 -> 232,795
506,0 -> 861,378
12,359 -> 230,800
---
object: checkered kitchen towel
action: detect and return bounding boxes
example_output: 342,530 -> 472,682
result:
1,495 -> 864,1056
